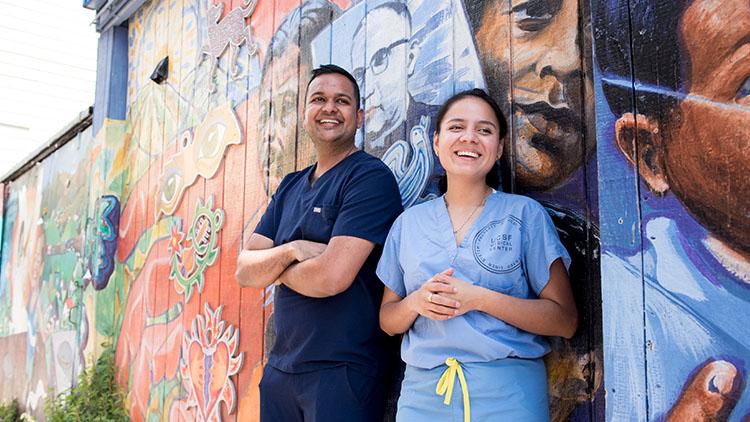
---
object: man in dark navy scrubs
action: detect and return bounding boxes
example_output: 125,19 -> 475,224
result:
236,64 -> 403,421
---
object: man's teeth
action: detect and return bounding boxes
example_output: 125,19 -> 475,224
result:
320,119 -> 339,124
456,151 -> 479,158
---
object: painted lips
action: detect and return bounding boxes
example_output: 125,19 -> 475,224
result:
515,101 -> 579,142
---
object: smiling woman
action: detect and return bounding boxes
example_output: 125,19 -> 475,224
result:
377,88 -> 577,422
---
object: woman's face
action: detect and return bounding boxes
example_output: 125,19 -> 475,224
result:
434,96 -> 503,184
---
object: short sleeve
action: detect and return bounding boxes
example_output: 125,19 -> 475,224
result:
376,216 -> 406,298
523,203 -> 571,296
331,163 -> 403,245
254,176 -> 290,242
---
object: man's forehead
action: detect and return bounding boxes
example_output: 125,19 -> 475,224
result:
306,74 -> 356,98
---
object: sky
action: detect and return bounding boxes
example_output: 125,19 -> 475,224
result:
0,0 -> 98,178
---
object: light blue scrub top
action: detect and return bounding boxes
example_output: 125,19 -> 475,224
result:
376,191 -> 571,369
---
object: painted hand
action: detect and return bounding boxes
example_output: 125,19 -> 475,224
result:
407,268 -> 460,320
666,359 -> 743,421
290,240 -> 327,262
431,270 -> 484,316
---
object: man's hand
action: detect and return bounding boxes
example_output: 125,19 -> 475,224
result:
236,233 -> 296,289
405,269 -> 461,320
277,236 -> 376,297
289,240 -> 327,262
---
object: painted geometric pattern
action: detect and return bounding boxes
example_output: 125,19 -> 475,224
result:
169,196 -> 225,301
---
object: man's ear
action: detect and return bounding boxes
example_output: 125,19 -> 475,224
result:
357,108 -> 364,129
614,112 -> 669,194
407,39 -> 421,77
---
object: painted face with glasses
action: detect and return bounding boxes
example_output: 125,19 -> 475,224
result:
351,5 -> 416,149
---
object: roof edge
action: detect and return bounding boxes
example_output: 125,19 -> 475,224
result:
1,107 -> 94,183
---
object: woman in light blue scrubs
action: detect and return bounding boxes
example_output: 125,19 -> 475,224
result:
376,89 -> 578,421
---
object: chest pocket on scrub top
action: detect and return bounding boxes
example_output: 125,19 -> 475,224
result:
471,218 -> 524,292
301,204 -> 338,243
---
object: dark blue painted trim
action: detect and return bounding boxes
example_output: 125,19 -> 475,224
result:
93,24 -> 128,134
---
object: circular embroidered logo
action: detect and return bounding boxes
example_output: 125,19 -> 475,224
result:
473,217 -> 522,274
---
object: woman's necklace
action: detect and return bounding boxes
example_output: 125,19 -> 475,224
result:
444,190 -> 490,235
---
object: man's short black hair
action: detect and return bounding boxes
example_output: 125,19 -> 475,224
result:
306,64 -> 361,108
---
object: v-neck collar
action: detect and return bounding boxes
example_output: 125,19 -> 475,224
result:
437,191 -> 497,252
305,150 -> 362,189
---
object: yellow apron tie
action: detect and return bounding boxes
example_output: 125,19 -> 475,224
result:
435,357 -> 470,422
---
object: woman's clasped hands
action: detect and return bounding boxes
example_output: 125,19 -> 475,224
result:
408,268 -> 485,320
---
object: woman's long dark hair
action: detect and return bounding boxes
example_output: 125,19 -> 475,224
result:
434,88 -> 508,194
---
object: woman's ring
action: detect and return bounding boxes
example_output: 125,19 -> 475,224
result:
427,293 -> 433,303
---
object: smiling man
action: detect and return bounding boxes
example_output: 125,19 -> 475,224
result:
257,0 -> 341,194
236,64 -> 402,421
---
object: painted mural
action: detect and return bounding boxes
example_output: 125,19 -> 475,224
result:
1,0 -> 746,421
593,0 -> 750,420
0,0 -> 599,420
0,122 -> 127,416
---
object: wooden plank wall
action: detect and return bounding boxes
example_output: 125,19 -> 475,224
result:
5,0 -> 748,421
593,0 -> 750,420
0,0 -> 600,420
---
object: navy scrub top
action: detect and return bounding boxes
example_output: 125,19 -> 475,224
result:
255,150 -> 403,377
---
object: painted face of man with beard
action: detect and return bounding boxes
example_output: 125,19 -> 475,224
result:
257,0 -> 341,193
473,0 -> 595,191
258,45 -> 308,193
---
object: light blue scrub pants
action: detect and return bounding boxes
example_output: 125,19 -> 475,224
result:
397,358 -> 550,421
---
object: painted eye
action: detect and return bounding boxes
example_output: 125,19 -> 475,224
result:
512,0 -> 562,32
281,92 -> 296,111
736,75 -> 750,100
352,68 -> 365,83
198,123 -> 225,159
161,171 -> 183,205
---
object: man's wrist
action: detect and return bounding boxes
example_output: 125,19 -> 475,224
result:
283,241 -> 299,263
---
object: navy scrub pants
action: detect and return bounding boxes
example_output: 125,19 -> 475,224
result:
259,364 -> 386,422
